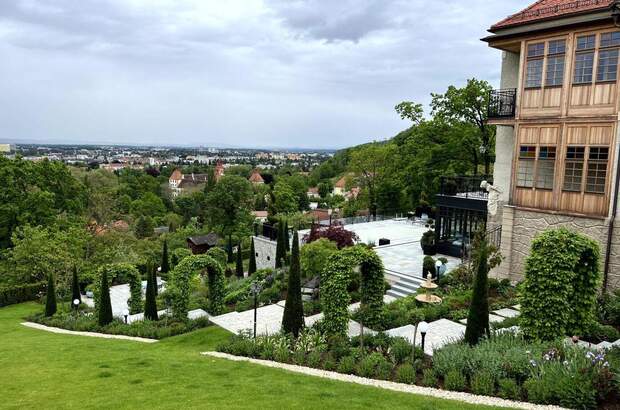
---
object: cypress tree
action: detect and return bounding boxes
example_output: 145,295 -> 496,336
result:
45,274 -> 57,317
144,265 -> 158,321
248,238 -> 257,275
98,269 -> 114,326
275,221 -> 284,268
71,266 -> 81,305
161,239 -> 170,275
284,220 -> 290,251
464,234 -> 490,346
236,241 -> 244,277
151,263 -> 159,296
282,231 -> 304,337
227,235 -> 234,263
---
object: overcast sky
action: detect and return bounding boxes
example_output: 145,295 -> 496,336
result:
0,0 -> 526,149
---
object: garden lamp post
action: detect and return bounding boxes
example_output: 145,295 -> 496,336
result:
122,308 -> 129,324
419,321 -> 429,353
328,208 -> 333,226
250,282 -> 262,339
72,298 -> 80,324
435,260 -> 443,280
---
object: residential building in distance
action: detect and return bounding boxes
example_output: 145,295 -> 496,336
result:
0,144 -> 15,153
481,0 -> 620,290
248,169 -> 265,185
168,168 -> 209,197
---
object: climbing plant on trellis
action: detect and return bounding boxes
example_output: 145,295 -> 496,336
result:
168,254 -> 226,319
321,245 -> 385,335
520,228 -> 601,340
94,263 -> 142,314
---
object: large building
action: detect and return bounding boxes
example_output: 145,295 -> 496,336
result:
481,0 -> 620,290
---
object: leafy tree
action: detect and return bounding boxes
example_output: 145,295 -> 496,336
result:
130,192 -> 166,218
144,265 -> 158,321
134,215 -> 154,239
161,239 -> 170,274
349,143 -> 395,217
248,238 -> 257,274
300,238 -> 338,279
395,101 -> 424,125
464,234 -> 490,345
204,167 -> 216,193
282,231 -> 304,337
317,181 -> 333,198
235,241 -> 244,278
71,266 -> 81,304
303,223 -> 359,249
273,181 -> 298,215
430,78 -> 495,175
98,269 -> 113,326
45,274 -> 57,317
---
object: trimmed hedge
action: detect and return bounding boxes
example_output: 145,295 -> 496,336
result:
0,282 -> 45,307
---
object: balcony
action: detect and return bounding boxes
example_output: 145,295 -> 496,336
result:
436,175 -> 491,212
487,88 -> 516,121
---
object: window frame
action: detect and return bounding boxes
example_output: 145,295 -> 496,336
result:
572,31 -> 620,86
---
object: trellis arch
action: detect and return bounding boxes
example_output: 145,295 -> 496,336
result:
94,263 -> 142,314
168,254 -> 226,319
321,245 -> 385,335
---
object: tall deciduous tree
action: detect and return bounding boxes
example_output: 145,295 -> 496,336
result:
98,269 -> 113,326
248,238 -> 257,275
282,231 -> 304,337
45,274 -> 57,317
134,215 -> 154,239
464,234 -> 490,345
235,241 -> 244,278
349,143 -> 396,218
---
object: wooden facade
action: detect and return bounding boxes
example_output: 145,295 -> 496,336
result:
489,23 -> 620,217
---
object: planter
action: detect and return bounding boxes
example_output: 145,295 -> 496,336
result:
421,244 -> 436,256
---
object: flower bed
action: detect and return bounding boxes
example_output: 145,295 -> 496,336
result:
27,311 -> 210,340
216,330 -> 620,409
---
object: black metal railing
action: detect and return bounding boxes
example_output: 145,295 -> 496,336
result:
487,88 -> 516,119
438,176 -> 492,200
461,225 -> 503,262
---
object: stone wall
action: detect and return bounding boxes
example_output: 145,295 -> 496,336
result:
253,236 -> 276,270
491,205 -> 620,290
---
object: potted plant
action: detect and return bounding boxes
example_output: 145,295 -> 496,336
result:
422,256 -> 436,279
420,230 -> 436,255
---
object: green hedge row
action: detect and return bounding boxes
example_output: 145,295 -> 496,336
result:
0,282 -> 45,307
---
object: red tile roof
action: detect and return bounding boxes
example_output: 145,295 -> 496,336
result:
491,0 -> 613,30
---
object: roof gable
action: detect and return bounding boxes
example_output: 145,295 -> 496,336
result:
491,0 -> 614,30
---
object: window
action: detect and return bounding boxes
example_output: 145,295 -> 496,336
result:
517,146 -> 536,188
536,147 -> 556,189
527,42 -> 545,57
577,35 -> 596,50
546,55 -> 565,86
586,147 -> 609,193
574,52 -> 595,83
600,31 -> 620,48
563,147 -> 585,191
526,59 -> 544,87
597,49 -> 619,81
548,39 -> 566,55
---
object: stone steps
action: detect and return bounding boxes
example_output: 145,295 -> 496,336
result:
385,269 -> 425,299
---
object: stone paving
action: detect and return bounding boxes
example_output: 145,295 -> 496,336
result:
376,242 -> 460,278
492,308 -> 520,318
82,278 -> 166,318
459,313 -> 505,325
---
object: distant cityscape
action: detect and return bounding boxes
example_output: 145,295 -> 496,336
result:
0,143 -> 335,171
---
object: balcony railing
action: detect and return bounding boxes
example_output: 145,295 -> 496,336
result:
487,88 -> 516,119
438,175 -> 492,200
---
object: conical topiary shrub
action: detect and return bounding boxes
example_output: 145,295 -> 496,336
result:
144,265 -> 158,321
71,266 -> 81,305
161,239 -> 170,276
227,235 -> 234,263
464,234 -> 490,345
45,274 -> 57,317
282,231 -> 304,337
248,238 -> 257,275
98,269 -> 114,326
236,241 -> 244,278
275,220 -> 285,268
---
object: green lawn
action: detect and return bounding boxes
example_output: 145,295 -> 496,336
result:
1,303 -> 504,409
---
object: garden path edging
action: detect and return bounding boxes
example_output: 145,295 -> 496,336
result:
21,322 -> 158,343
201,351 -> 566,410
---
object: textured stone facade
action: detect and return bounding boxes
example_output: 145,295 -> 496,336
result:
491,205 -> 620,290
253,236 -> 277,270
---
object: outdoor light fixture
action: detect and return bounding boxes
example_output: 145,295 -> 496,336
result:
419,321 -> 429,353
250,282 -> 262,339
328,208 -> 333,226
122,308 -> 129,324
435,260 -> 444,280
72,298 -> 80,309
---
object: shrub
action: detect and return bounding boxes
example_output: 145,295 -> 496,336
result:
396,363 -> 416,384
303,222 -> 359,250
71,266 -> 81,305
274,346 -> 290,363
421,368 -> 438,387
390,337 -> 413,364
45,274 -> 57,317
282,231 -> 304,337
470,371 -> 495,396
374,356 -> 393,380
337,355 -> 356,374
322,353 -> 337,371
328,334 -> 351,360
161,239 -> 170,274
306,350 -> 322,368
523,378 -> 554,405
356,353 -> 382,378
444,370 -> 466,392
464,234 -> 490,346
98,269 -> 113,326
0,282 -> 45,307
235,241 -> 244,278
144,266 -> 158,321
293,350 -> 306,366
583,321 -> 620,343
248,238 -> 257,275
497,378 -> 520,400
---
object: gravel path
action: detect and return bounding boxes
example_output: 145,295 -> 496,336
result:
201,352 -> 566,410
21,322 -> 158,343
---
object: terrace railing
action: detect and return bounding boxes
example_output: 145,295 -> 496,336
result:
438,175 -> 492,200
487,88 -> 516,119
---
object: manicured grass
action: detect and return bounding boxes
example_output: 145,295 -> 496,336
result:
1,303 -> 505,409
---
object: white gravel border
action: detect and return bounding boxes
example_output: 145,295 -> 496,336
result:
21,322 -> 158,343
202,352 -> 566,410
